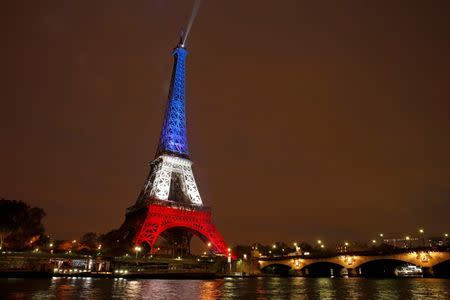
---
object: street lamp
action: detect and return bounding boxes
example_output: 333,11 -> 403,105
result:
227,248 -> 232,272
372,240 -> 377,244
419,229 -> 425,247
134,246 -> 142,259
317,240 -> 322,244
272,244 -> 277,249
445,233 -> 449,238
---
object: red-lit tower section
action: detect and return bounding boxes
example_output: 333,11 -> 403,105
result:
119,36 -> 231,258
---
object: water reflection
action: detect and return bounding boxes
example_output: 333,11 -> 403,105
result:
0,277 -> 449,299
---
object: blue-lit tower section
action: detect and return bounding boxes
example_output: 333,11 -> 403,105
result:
156,45 -> 189,158
134,40 -> 202,207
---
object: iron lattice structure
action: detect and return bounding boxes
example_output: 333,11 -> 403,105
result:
134,204 -> 229,255
136,155 -> 202,207
119,39 -> 230,258
156,46 -> 189,158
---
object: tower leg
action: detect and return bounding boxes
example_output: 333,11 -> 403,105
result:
134,204 -> 230,257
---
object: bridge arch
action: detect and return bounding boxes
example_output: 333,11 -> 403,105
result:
355,258 -> 420,278
300,258 -> 347,270
352,257 -> 418,269
300,261 -> 346,277
261,263 -> 292,276
431,259 -> 450,277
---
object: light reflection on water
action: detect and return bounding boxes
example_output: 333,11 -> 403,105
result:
0,277 -> 449,299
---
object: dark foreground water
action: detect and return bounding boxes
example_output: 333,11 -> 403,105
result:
0,277 -> 449,299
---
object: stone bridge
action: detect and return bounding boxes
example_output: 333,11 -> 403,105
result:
252,251 -> 450,276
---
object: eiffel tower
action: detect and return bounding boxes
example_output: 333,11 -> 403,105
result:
118,34 -> 230,257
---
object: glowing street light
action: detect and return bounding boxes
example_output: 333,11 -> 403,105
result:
372,240 -> 377,244
320,244 -> 325,249
134,246 -> 142,259
344,242 -> 349,246
379,233 -> 384,238
419,228 -> 425,247
272,244 -> 277,249
317,240 -> 322,245
445,233 -> 449,238
207,242 -> 212,248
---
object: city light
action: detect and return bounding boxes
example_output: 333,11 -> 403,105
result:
272,244 -> 277,249
419,229 -> 424,234
134,246 -> 142,259
72,240 -> 76,244
445,233 -> 449,238
372,240 -> 377,244
405,236 -> 410,240
317,240 -> 322,244
207,242 -> 212,248
344,242 -> 349,246
379,233 -> 384,238
320,244 -> 324,249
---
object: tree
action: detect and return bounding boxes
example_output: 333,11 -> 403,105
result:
0,199 -> 46,250
80,232 -> 98,249
98,229 -> 129,256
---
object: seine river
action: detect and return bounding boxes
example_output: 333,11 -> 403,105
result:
1,277 -> 449,299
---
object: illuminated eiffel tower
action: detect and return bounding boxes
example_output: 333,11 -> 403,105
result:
119,34 -> 230,257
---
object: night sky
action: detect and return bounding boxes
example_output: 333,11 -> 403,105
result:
2,1 -> 450,245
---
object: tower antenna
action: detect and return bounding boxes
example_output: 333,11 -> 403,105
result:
179,29 -> 185,48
